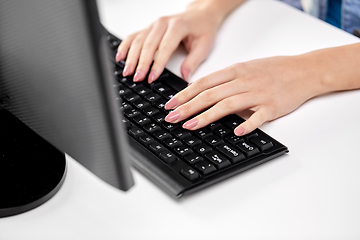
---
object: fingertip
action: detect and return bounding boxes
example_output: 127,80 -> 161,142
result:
234,126 -> 245,136
181,67 -> 191,81
148,71 -> 158,84
115,51 -> 122,62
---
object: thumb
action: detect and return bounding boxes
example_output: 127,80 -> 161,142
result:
181,37 -> 213,81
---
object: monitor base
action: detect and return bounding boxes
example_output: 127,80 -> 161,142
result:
0,109 -> 66,218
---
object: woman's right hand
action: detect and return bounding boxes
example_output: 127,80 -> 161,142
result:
115,1 -> 225,83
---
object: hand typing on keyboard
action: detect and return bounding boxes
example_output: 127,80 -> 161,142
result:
115,0 -> 238,83
116,0 -> 360,137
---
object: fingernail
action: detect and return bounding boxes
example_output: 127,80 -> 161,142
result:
183,119 -> 198,129
234,126 -> 245,136
148,71 -> 157,83
115,52 -> 122,62
164,97 -> 178,110
123,65 -> 130,76
165,111 -> 180,122
182,68 -> 191,81
134,70 -> 144,82
187,82 -> 192,86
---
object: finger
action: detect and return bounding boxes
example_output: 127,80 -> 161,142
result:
164,65 -> 237,110
135,20 -> 169,82
181,37 -> 213,81
234,109 -> 270,136
165,80 -> 246,123
116,33 -> 137,62
148,19 -> 187,83
182,93 -> 256,130
123,28 -> 151,77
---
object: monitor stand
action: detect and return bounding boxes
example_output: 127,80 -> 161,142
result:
0,109 -> 67,218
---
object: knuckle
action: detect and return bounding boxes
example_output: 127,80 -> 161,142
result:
200,89 -> 216,103
170,17 -> 185,28
180,103 -> 192,115
220,97 -> 237,111
195,77 -> 208,89
157,16 -> 169,25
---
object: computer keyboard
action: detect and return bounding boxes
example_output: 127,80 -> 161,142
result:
106,33 -> 289,197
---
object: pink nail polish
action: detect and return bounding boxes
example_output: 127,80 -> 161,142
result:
164,97 -> 178,110
134,71 -> 143,82
182,68 -> 191,81
165,111 -> 180,122
187,82 -> 192,86
115,52 -> 122,62
234,126 -> 245,136
183,119 -> 198,129
148,71 -> 157,83
123,65 -> 129,76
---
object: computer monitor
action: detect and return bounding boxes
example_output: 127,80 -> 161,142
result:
0,0 -> 134,217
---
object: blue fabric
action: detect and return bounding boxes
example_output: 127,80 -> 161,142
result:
325,0 -> 342,28
279,0 -> 360,35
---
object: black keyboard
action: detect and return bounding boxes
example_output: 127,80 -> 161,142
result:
106,33 -> 289,197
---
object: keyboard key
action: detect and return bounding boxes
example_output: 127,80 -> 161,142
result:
216,143 -> 246,164
132,99 -> 150,110
182,135 -> 201,147
204,135 -> 224,147
153,129 -> 171,141
194,127 -> 212,140
181,167 -> 200,181
123,92 -> 141,103
195,161 -> 217,175
149,142 -> 166,155
212,125 -> 231,138
159,151 -> 177,163
173,128 -> 192,139
133,85 -> 151,96
162,122 -> 180,132
163,137 -> 182,149
224,116 -> 244,130
153,113 -> 166,124
128,126 -> 144,139
120,102 -> 132,111
144,92 -> 161,103
143,122 -> 161,133
205,151 -> 231,169
162,90 -> 176,100
153,98 -> 167,110
184,153 -> 203,165
143,106 -> 160,117
193,143 -> 212,155
174,145 -> 193,157
151,83 -> 171,94
124,108 -> 141,119
225,135 -> 244,145
133,115 -> 151,126
236,140 -> 260,158
139,134 -> 155,146
250,136 -> 274,151
121,118 -> 132,129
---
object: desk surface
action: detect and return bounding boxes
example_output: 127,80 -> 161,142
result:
1,0 -> 360,239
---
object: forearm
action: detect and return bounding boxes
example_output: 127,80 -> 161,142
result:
186,0 -> 247,29
299,42 -> 360,99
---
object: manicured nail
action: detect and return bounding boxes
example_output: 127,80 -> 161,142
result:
115,52 -> 122,62
133,70 -> 144,82
148,71 -> 157,83
182,68 -> 191,81
187,82 -> 192,86
234,126 -> 245,136
164,97 -> 178,110
183,119 -> 198,129
165,111 -> 180,122
123,65 -> 130,76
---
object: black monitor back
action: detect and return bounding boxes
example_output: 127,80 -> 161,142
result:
0,0 -> 134,190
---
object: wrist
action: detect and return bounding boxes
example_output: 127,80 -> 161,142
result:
186,0 -> 245,29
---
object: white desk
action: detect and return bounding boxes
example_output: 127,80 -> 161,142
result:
1,0 -> 360,239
